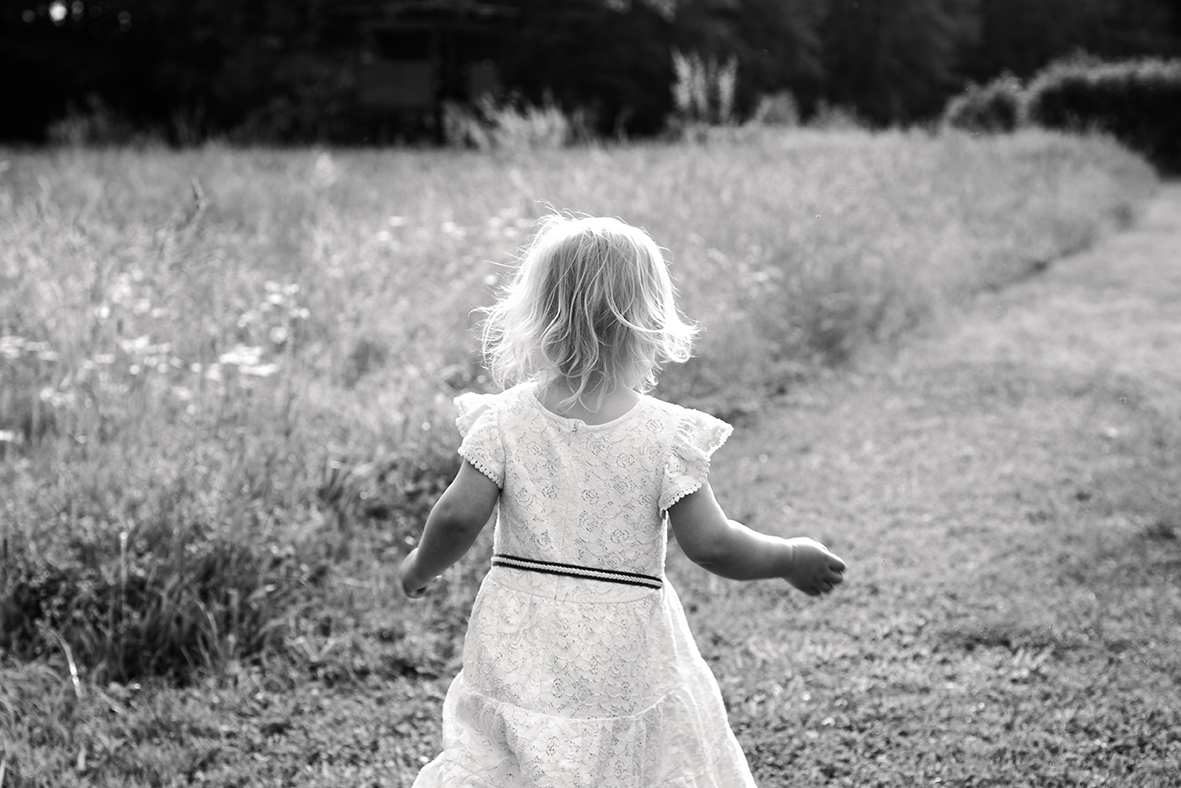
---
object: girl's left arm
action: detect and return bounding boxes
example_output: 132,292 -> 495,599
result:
400,460 -> 500,597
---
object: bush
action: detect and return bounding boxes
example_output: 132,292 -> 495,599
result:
1025,58 -> 1181,172
46,95 -> 158,148
748,92 -> 801,128
443,95 -> 582,151
806,101 -> 868,131
942,73 -> 1025,133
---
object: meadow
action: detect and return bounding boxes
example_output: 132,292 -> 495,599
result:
0,128 -> 1164,786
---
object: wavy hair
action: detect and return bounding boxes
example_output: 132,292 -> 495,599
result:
480,215 -> 697,409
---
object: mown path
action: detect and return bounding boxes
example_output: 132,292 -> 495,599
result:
683,184 -> 1181,786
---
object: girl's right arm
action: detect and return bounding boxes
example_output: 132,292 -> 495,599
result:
400,460 -> 500,598
668,482 -> 846,595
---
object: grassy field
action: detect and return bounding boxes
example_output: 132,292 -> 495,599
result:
0,129 -> 1166,786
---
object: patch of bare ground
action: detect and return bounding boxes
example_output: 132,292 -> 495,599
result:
684,184 -> 1181,786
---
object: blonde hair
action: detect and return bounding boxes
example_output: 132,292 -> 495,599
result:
481,215 -> 697,409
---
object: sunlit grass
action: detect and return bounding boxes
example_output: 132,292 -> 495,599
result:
0,125 -> 1156,735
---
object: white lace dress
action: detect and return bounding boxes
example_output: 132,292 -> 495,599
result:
411,382 -> 758,788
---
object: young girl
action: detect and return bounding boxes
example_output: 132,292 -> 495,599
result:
400,215 -> 847,787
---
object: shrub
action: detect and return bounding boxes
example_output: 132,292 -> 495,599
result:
443,95 -> 579,151
1025,57 -> 1181,172
670,50 -> 740,135
806,101 -> 867,131
748,92 -> 801,128
942,73 -> 1025,133
46,95 -> 156,148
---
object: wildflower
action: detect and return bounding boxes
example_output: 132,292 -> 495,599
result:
0,335 -> 24,358
119,335 -> 154,354
218,345 -> 264,366
239,363 -> 279,378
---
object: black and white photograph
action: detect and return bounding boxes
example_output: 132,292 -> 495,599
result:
2,1 -> 1179,785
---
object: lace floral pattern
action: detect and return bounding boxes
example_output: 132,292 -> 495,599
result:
415,383 -> 753,788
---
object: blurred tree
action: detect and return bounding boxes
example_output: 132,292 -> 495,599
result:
499,0 -> 677,136
2,0 -> 1180,141
671,0 -> 827,116
0,0 -> 154,140
820,0 -> 978,124
964,0 -> 1181,82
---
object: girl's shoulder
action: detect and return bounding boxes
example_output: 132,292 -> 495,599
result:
456,382 -> 541,423
639,392 -> 717,419
453,384 -> 528,437
639,394 -> 732,436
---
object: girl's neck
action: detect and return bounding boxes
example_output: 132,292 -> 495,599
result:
536,379 -> 639,425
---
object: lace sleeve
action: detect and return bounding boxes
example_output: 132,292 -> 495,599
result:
454,393 -> 505,487
659,409 -> 733,512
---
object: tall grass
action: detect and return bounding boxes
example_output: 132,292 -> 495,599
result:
0,130 -> 1156,686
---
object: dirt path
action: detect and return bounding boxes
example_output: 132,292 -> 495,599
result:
684,184 -> 1181,785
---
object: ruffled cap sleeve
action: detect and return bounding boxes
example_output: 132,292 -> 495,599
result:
659,409 -> 733,511
454,392 -> 505,488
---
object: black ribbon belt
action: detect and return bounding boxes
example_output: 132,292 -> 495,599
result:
491,554 -> 663,590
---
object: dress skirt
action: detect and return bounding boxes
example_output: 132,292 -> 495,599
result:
411,566 -> 757,788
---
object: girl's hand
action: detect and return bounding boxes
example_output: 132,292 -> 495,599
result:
782,538 -> 846,596
399,548 -> 434,599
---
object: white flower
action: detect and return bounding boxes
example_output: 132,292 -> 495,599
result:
239,363 -> 279,378
0,336 -> 24,358
120,335 -> 153,354
218,345 -> 264,366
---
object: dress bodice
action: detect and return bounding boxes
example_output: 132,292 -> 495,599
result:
455,383 -> 731,579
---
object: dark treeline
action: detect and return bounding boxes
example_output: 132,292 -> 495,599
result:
2,0 -> 1180,143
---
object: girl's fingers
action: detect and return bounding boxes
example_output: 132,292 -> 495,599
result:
403,580 -> 430,598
